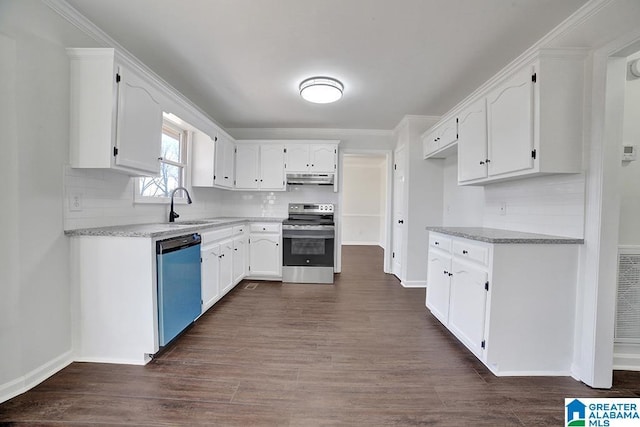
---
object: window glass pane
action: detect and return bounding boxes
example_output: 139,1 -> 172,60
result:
161,129 -> 181,163
139,164 -> 183,198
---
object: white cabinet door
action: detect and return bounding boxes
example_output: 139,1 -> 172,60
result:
458,98 -> 488,182
249,234 -> 281,277
487,65 -> 535,177
285,144 -> 310,172
259,144 -> 285,190
114,65 -> 163,175
309,144 -> 336,172
201,244 -> 221,313
232,235 -> 247,284
448,261 -> 488,358
426,250 -> 452,325
438,118 -> 458,148
422,128 -> 440,157
219,239 -> 234,296
235,144 -> 260,189
214,137 -> 235,188
191,131 -> 215,187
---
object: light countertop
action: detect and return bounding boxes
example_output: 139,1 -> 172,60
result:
65,217 -> 285,238
426,226 -> 584,244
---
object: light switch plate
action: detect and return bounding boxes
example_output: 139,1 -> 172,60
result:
69,193 -> 83,212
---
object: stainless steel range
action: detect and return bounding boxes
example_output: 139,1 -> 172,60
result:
282,203 -> 335,284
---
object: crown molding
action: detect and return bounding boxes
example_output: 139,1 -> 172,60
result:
43,0 -> 225,135
227,127 -> 394,138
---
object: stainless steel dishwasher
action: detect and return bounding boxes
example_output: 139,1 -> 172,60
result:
156,233 -> 202,346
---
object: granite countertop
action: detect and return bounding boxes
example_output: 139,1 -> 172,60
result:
426,226 -> 584,244
65,217 -> 285,238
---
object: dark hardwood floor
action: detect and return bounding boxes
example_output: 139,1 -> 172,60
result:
1,245 -> 639,426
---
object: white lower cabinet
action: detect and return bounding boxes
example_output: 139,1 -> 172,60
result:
201,243 -> 221,312
233,234 -> 248,284
448,260 -> 488,359
200,224 -> 248,314
425,247 -> 452,325
426,231 -> 579,376
248,223 -> 282,279
218,238 -> 234,296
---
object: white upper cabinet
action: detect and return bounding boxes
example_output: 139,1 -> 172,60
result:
422,117 -> 458,159
285,144 -> 310,171
259,144 -> 286,189
192,130 -> 236,189
215,135 -> 235,189
67,48 -> 163,176
234,144 -> 260,189
457,98 -> 488,182
285,142 -> 338,173
191,131 -> 216,187
309,144 -> 337,172
235,142 -> 286,191
456,49 -> 585,185
486,65 -> 535,177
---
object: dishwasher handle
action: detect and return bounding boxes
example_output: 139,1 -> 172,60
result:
156,233 -> 201,254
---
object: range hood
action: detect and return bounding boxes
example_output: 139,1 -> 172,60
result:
286,173 -> 335,186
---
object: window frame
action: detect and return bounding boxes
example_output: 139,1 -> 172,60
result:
134,117 -> 191,204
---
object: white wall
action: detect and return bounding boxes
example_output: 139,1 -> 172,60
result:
341,155 -> 386,245
618,55 -> 640,245
396,116 -> 443,287
442,156 -> 484,226
613,53 -> 640,370
0,0 -> 98,401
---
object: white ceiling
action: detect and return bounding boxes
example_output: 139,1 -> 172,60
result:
65,0 -> 589,130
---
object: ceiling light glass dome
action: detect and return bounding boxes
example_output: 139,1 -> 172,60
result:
299,77 -> 344,104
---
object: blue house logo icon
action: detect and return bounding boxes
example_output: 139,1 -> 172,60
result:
566,399 -> 586,426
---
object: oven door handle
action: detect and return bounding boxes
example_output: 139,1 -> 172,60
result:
283,233 -> 335,239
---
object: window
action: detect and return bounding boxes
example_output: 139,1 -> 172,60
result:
135,118 -> 189,203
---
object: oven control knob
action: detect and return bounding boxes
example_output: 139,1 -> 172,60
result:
306,259 -> 310,264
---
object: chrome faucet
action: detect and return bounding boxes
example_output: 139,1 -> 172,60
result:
168,187 -> 193,222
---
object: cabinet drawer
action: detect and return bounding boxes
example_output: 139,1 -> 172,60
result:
201,227 -> 233,244
429,234 -> 452,252
232,225 -> 247,235
452,240 -> 489,266
250,223 -> 281,233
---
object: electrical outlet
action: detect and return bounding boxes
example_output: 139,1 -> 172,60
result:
499,202 -> 507,216
69,193 -> 83,212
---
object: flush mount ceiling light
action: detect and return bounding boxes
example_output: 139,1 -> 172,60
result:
299,77 -> 344,104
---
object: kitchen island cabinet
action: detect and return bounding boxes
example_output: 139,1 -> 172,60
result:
426,228 -> 583,376
66,218 -> 280,365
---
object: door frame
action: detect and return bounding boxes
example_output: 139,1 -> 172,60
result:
577,29 -> 640,388
338,149 -> 393,273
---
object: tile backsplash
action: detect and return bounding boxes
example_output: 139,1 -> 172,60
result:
63,166 -> 338,229
63,166 -> 225,230
483,173 -> 586,238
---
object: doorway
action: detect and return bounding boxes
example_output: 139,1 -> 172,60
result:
338,150 -> 393,273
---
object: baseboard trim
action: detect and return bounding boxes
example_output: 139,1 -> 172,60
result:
401,280 -> 427,288
613,353 -> 640,371
491,369 -> 573,377
74,356 -> 149,366
0,350 -> 73,404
